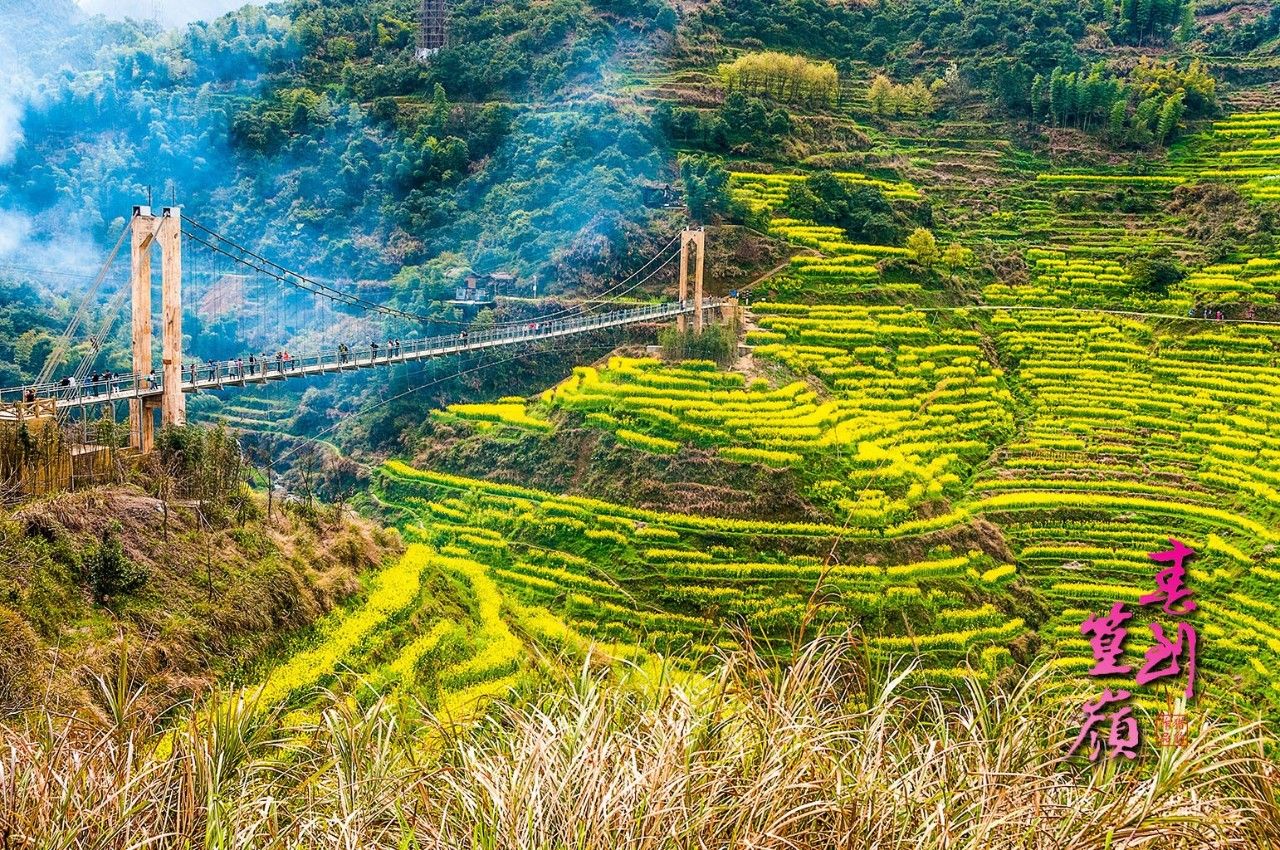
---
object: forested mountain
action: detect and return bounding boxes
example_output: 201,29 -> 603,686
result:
2,0 -> 674,281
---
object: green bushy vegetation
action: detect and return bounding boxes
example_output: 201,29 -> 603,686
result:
1030,59 -> 1216,147
718,51 -> 839,106
0,478 -> 399,716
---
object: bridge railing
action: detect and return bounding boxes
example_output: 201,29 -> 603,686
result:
0,372 -> 161,408
183,299 -> 712,389
2,298 -> 721,405
0,397 -> 58,422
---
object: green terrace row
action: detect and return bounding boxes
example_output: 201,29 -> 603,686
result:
983,247 -> 1280,310
727,170 -> 921,211
1003,522 -> 1280,703
386,468 -> 1278,701
377,461 -> 1026,681
749,303 -> 1014,519
974,310 -> 1280,704
726,170 -> 924,298
242,544 -> 535,723
1035,111 -> 1280,202
437,306 -> 1014,524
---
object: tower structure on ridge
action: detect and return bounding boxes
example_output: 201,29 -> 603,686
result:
416,0 -> 447,61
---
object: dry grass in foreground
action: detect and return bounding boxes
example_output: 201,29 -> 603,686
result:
2,636 -> 1279,849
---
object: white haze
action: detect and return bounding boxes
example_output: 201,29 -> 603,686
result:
76,0 -> 262,28
0,31 -> 27,167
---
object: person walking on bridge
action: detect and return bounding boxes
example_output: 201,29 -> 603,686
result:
248,355 -> 257,376
23,388 -> 35,404
275,351 -> 284,373
370,341 -> 379,362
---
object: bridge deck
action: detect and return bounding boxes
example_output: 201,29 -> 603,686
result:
0,300 -> 719,419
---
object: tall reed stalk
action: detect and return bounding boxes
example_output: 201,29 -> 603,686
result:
2,636 -> 1276,849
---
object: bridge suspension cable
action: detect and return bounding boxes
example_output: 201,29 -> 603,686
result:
503,233 -> 685,325
181,215 -> 434,325
180,215 -> 687,330
272,340 -> 618,467
36,223 -> 131,387
1,298 -> 721,411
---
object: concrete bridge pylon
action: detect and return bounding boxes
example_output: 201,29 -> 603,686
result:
677,228 -> 706,335
130,205 -> 184,453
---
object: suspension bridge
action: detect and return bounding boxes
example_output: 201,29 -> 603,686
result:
0,206 -> 723,455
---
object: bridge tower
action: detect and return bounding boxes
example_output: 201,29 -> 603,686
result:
677,228 -> 706,334
129,205 -> 184,453
415,0 -> 446,61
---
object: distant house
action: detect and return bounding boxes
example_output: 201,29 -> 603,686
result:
452,270 -> 515,304
642,182 -> 682,208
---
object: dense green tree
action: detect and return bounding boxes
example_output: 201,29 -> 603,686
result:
718,51 -> 839,106
679,155 -> 735,223
1125,246 -> 1186,295
783,173 -> 904,245
1029,57 -> 1213,147
1029,74 -> 1047,121
1156,90 -> 1186,145
1120,0 -> 1189,44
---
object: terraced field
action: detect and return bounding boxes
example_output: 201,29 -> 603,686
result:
348,307 -> 1280,717
374,461 -> 1024,688
245,94 -> 1280,726
195,392 -> 296,433
235,296 -> 1276,724
728,171 -> 926,299
979,310 -> 1280,706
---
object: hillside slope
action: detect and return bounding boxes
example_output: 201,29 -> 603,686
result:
0,486 -> 399,716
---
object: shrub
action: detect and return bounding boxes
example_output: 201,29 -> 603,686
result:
906,227 -> 939,269
658,325 -> 737,366
85,526 -> 147,603
1124,246 -> 1186,295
